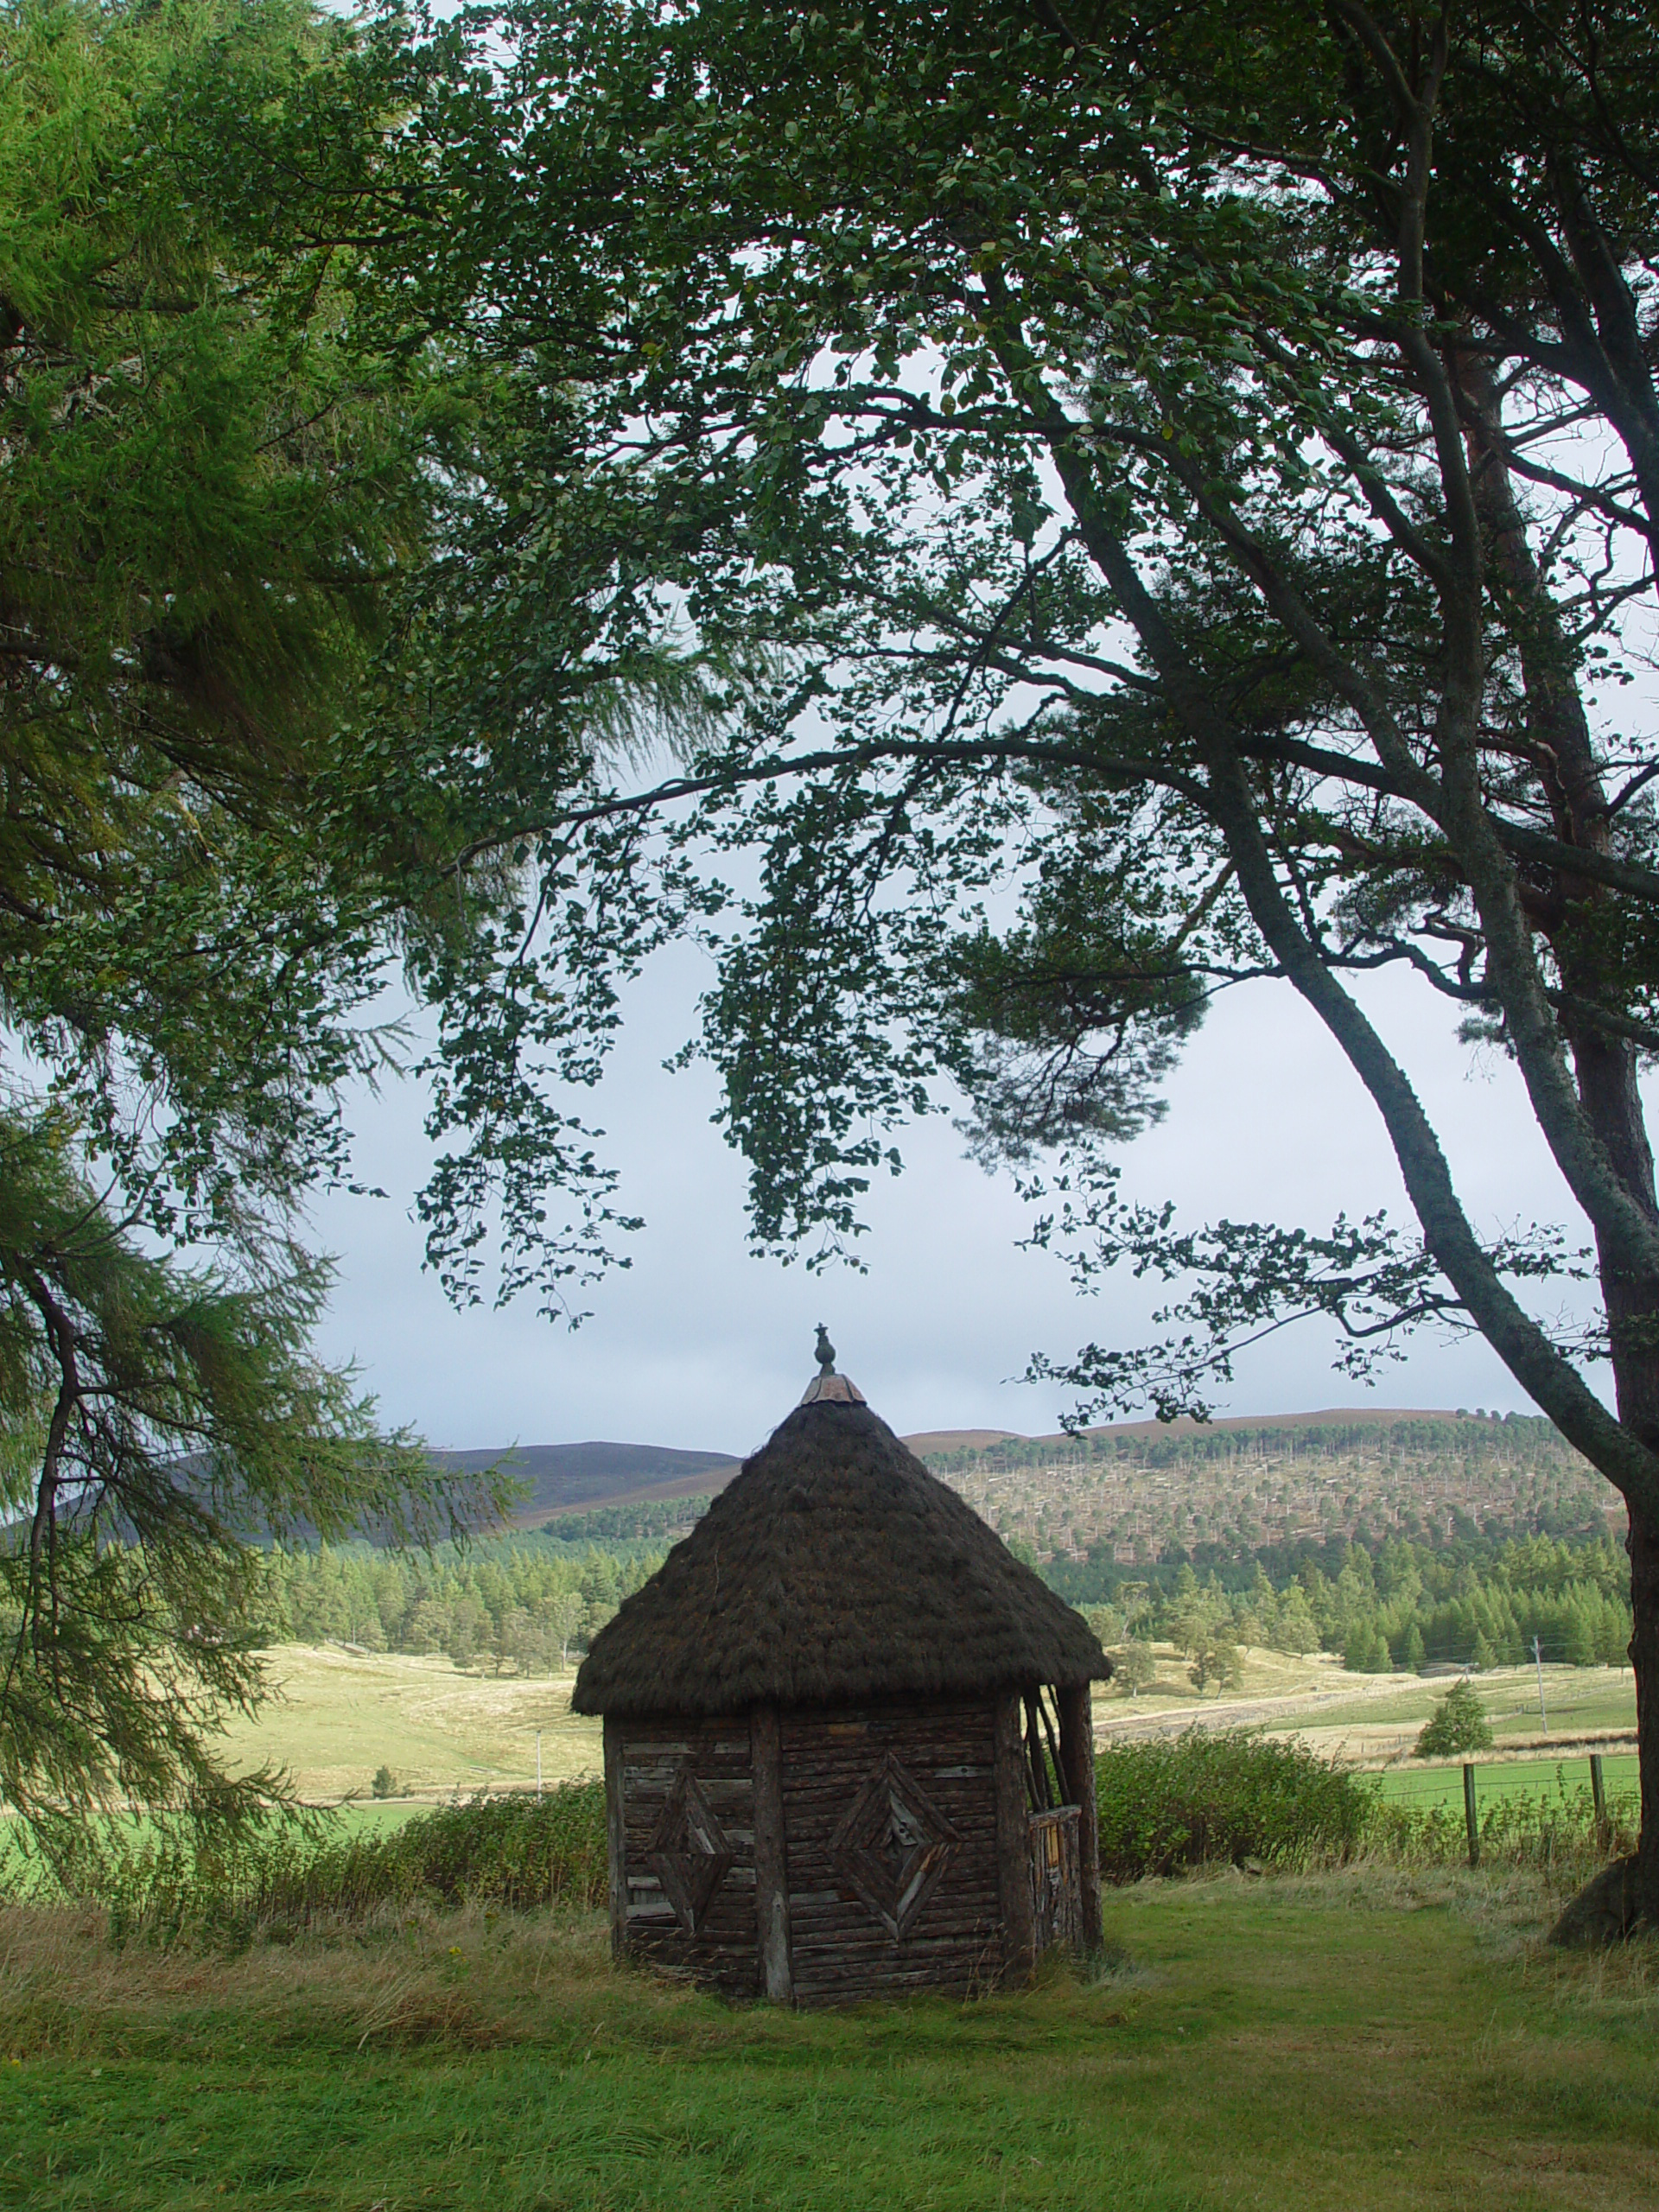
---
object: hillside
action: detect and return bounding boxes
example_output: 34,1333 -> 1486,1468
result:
920,1409 -> 1614,1568
511,1408 -> 1616,1568
431,1440 -> 739,1529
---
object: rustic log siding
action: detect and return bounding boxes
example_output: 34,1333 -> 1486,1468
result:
1029,1805 -> 1083,1956
616,1714 -> 760,1999
780,1697 -> 1006,2004
1058,1682 -> 1102,1950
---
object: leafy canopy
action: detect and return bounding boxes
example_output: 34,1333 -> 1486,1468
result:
0,0 -> 524,1857
369,0 -> 1659,1535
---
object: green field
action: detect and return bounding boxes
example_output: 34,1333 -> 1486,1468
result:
3,1869 -> 1656,2210
214,1647 -> 1640,1806
218,1646 -> 602,1802
1379,1752 -> 1640,1814
1294,1664 -> 1637,1742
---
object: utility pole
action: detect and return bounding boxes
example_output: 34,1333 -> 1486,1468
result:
1533,1635 -> 1548,1732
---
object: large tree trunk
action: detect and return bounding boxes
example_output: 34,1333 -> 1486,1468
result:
1568,1032 -> 1659,1917
1461,364 -> 1659,1928
1631,1502 -> 1659,1918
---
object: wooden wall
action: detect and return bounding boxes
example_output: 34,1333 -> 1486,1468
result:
608,1691 -> 1089,2006
1029,1805 -> 1083,1956
779,1697 -> 1007,2005
610,1713 -> 760,1999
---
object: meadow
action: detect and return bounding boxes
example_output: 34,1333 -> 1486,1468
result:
3,1867 -> 1656,2211
215,1647 -> 604,1802
1381,1751 -> 1638,1815
225,1644 -> 1637,1805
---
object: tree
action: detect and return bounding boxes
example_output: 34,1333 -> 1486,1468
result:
0,0 -> 443,1246
0,1121 -> 454,1866
0,0 -> 526,1866
1112,1639 -> 1157,1699
447,1599 -> 486,1671
1414,1679 -> 1495,1758
496,1604 -> 532,1674
409,1599 -> 454,1656
1274,1587 -> 1322,1658
1188,1635 -> 1243,1697
547,1591 -> 584,1669
373,0 -> 1659,1925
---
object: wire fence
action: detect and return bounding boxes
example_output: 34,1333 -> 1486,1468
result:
1379,1751 -> 1638,1812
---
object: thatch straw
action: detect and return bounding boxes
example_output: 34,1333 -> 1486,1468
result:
572,1400 -> 1109,1718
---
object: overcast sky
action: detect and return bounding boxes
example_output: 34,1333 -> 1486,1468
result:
305,938 -> 1606,1460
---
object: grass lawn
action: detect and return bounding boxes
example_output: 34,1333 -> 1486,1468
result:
3,1869 -> 1656,2210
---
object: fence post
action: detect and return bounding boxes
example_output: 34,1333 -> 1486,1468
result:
1462,1762 -> 1480,1868
1590,1752 -> 1607,1848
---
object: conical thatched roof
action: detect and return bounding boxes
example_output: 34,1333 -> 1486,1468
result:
572,1389 -> 1109,1719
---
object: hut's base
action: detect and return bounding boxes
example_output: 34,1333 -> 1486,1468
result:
607,1692 -> 1095,2005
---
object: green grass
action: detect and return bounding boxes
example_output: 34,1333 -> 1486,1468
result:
1381,1752 -> 1641,1812
318,1799 -> 435,1835
3,1872 -> 1656,2209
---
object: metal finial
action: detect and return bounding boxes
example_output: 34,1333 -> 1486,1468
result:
814,1323 -> 836,1376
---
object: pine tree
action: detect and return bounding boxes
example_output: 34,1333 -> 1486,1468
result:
1414,1681 -> 1495,1759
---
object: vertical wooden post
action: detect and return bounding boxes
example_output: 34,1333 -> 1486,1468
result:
1462,1761 -> 1480,1868
1590,1751 -> 1608,1846
993,1688 -> 1037,1984
750,1705 -> 794,2005
603,1715 -> 627,1959
1058,1681 -> 1102,1952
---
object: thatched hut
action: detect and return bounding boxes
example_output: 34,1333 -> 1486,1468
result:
572,1356 -> 1110,2006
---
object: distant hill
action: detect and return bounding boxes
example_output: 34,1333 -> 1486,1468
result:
432,1441 -> 741,1530
441,1408 -> 1613,1566
437,1407 -> 1585,1524
912,1408 -> 1613,1573
902,1428 -> 1024,1454
908,1407 -> 1488,1455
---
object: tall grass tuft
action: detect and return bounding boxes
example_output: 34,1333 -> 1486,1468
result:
11,1744 -> 1641,1948
1373,1766 -> 1639,1880
1094,1729 -> 1375,1880
75,1784 -> 609,1947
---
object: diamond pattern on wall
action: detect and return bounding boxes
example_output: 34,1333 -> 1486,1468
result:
648,1765 -> 735,1934
830,1751 -> 961,1942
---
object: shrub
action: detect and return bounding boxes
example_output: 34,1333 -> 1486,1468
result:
1094,1729 -> 1376,1881
1413,1679 -> 1494,1758
372,1765 -> 397,1800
